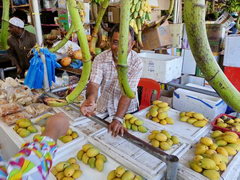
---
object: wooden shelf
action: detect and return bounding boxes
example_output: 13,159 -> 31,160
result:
42,24 -> 59,27
12,4 -> 30,8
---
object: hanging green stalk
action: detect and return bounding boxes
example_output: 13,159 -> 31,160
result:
236,13 -> 240,31
89,0 -> 109,55
168,0 -> 175,18
117,0 -> 135,99
184,0 -> 240,112
44,0 -> 92,106
0,0 -> 10,50
49,24 -> 74,53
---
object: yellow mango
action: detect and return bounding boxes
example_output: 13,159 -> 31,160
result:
88,157 -> 96,168
179,112 -> 186,117
189,161 -> 203,173
193,113 -> 204,120
211,130 -> 223,138
223,146 -> 237,156
216,140 -> 227,147
96,154 -> 107,162
200,137 -> 213,146
77,150 -> 84,160
223,135 -> 237,144
216,147 -> 228,157
148,133 -> 156,140
165,117 -> 174,124
202,170 -> 220,180
67,157 -> 77,164
158,112 -> 168,120
72,170 -> 82,178
200,158 -> 216,170
87,148 -> 100,157
187,118 -> 197,124
82,153 -> 89,164
171,136 -> 180,145
115,166 -> 125,177
151,139 -> 160,148
160,142 -> 171,151
210,143 -> 218,150
64,166 -> 75,177
96,158 -> 104,172
161,130 -> 171,138
193,120 -> 208,127
180,116 -> 189,122
107,170 -> 116,180
121,170 -> 135,180
82,144 -> 94,152
124,114 -> 133,120
155,133 -> 167,141
60,136 -> 73,143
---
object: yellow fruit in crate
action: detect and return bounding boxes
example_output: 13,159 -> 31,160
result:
179,112 -> 186,117
13,125 -> 19,131
87,148 -> 100,157
180,116 -> 189,122
227,119 -> 235,124
200,137 -> 213,146
88,157 -> 96,168
27,125 -> 38,133
193,120 -> 208,127
155,133 -> 167,141
162,106 -> 170,111
165,117 -> 174,124
224,131 -> 239,139
67,158 -> 77,164
223,146 -> 237,156
195,144 -> 208,155
202,170 -> 220,180
157,102 -> 168,108
149,109 -> 158,117
150,105 -> 159,111
82,144 -> 94,152
166,139 -> 173,146
124,114 -> 133,120
18,129 -> 31,138
216,140 -> 227,147
61,136 -> 73,143
186,112 -> 194,117
211,154 -> 223,165
51,167 -> 58,175
223,135 -> 237,143
189,161 -> 203,173
96,154 -> 107,162
148,134 -> 155,140
235,118 -> 240,123
217,122 -> 228,128
96,158 -> 104,172
146,112 -> 151,119
160,120 -> 167,125
193,155 -> 203,162
138,126 -> 148,133
218,162 -> 226,171
16,118 -> 29,125
228,143 -> 240,151
56,172 -> 64,180
121,170 -> 135,180
135,120 -> 143,126
160,142 -> 171,150
187,118 -> 197,124
151,139 -> 160,148
115,166 -> 125,177
200,158 -> 216,170
18,121 -> 31,128
171,136 -> 180,144
77,150 -> 84,160
216,147 -> 228,157
71,131 -> 78,139
193,113 -> 204,120
211,130 -> 223,138
161,130 -> 171,138
72,170 -> 82,178
210,143 -> 218,150
71,163 -> 80,170
55,162 -> 69,172
66,129 -> 72,135
205,149 -> 216,155
133,175 -> 143,180
153,100 -> 162,105
152,130 -> 160,134
158,112 -> 168,120
82,153 -> 89,164
64,166 -> 75,177
130,117 -> 138,124
107,170 -> 116,180
132,125 -> 138,131
152,117 -> 160,123
41,126 -> 45,132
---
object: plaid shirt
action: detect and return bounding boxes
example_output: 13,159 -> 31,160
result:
90,49 -> 143,117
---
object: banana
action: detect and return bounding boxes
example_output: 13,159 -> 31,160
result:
42,97 -> 68,107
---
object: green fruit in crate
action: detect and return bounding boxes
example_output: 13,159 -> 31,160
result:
132,125 -> 138,131
56,172 -> 64,179
124,114 -> 133,120
228,143 -> 240,151
96,154 -> 107,162
126,121 -> 131,129
130,117 -> 138,124
160,142 -> 171,151
27,125 -> 38,133
88,157 -> 96,168
95,158 -> 104,172
64,166 -> 75,177
82,144 -> 94,152
200,137 -> 213,146
123,122 -> 127,128
135,120 -> 143,126
155,133 -> 167,141
202,170 -> 220,180
61,136 -> 73,143
165,117 -> 174,124
180,116 -> 189,122
151,139 -> 160,148
16,118 -> 30,125
107,170 -> 116,180
161,130 -> 171,139
216,140 -> 227,147
13,125 -> 19,131
18,129 -> 31,138
72,170 -> 82,178
82,153 -> 90,164
223,146 -> 237,156
157,112 -> 168,120
193,113 -> 204,120
18,121 -> 31,128
193,120 -> 208,127
121,170 -> 135,180
71,163 -> 80,170
171,136 -> 180,145
115,166 -> 125,177
87,148 -> 100,157
200,158 -> 216,170
138,126 -> 147,133
189,161 -> 203,173
67,158 -> 77,164
77,150 -> 84,160
71,131 -> 78,139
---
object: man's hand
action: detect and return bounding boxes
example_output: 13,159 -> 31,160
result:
42,112 -> 70,141
80,98 -> 97,117
108,119 -> 125,137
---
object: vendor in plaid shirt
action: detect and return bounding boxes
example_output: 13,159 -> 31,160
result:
80,24 -> 143,137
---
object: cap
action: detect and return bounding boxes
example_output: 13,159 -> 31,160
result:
9,17 -> 24,28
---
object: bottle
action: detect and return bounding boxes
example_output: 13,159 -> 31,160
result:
62,70 -> 69,86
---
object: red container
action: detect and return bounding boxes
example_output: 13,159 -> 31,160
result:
224,66 -> 240,91
211,114 -> 240,137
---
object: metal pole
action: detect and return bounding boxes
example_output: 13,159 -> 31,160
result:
0,69 -> 4,79
31,0 -> 49,90
45,92 -> 179,180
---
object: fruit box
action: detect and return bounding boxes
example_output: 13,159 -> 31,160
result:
48,138 -> 125,180
211,114 -> 240,137
133,106 -> 211,142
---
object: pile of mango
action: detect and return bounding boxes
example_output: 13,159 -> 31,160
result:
51,157 -> 82,180
13,118 -> 38,138
148,130 -> 180,151
107,166 -> 142,180
59,128 -> 79,143
123,114 -> 148,133
189,132 -> 240,180
215,115 -> 240,132
145,100 -> 174,125
179,112 -> 208,127
77,144 -> 107,172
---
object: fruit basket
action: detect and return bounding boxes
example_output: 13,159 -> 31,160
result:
211,114 -> 240,137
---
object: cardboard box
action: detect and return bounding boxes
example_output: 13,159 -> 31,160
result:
150,8 -> 161,23
158,0 -> 170,10
169,23 -> 183,48
142,21 -> 172,50
107,5 -> 120,23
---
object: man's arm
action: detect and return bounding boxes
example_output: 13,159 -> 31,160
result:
86,82 -> 100,102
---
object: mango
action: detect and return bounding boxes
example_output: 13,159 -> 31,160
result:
216,147 -> 228,157
228,143 -> 240,151
107,170 -> 116,180
202,170 -> 220,180
67,157 -> 77,164
223,146 -> 237,156
158,112 -> 168,120
71,163 -> 80,170
61,136 -> 73,143
18,129 -> 31,138
152,117 -> 160,123
55,162 -> 70,172
165,117 -> 174,124
216,140 -> 227,147
153,100 -> 162,105
148,134 -> 155,140
223,135 -> 237,143
133,175 -> 143,180
27,125 -> 38,133
180,116 -> 189,122
13,125 -> 19,131
218,162 -> 226,171
157,102 -> 168,108
166,139 -> 173,146
193,113 -> 204,120
62,177 -> 74,180
88,157 -> 96,168
149,109 -> 158,117
195,144 -> 208,155
18,121 -> 31,128
135,120 -> 143,126
82,144 -> 94,152
205,149 -> 216,155
56,172 -> 64,180
200,137 -> 213,146
200,158 -> 216,170
51,167 -> 58,175
138,126 -> 148,133
210,143 -> 218,150
16,118 -> 30,125
186,112 -> 194,117
64,166 -> 75,177
87,148 -> 100,157
96,154 -> 107,162
151,130 -> 160,134
126,121 -> 131,129
121,170 -> 135,180
187,118 -> 197,124
77,150 -> 84,160
211,154 -> 223,165
82,153 -> 89,164
161,130 -> 171,138
217,122 -> 227,128
171,136 -> 180,145
151,139 -> 160,148
189,161 -> 203,173
131,125 -> 138,131
66,129 -> 72,135
179,112 -> 186,117
155,133 -> 167,141
71,131 -> 78,139
160,142 -> 171,151
193,120 -> 208,127
193,155 -> 203,162
130,117 -> 137,124
115,166 -> 125,177
96,158 -> 104,172
72,170 -> 82,178
160,120 -> 167,125
124,114 -> 133,120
